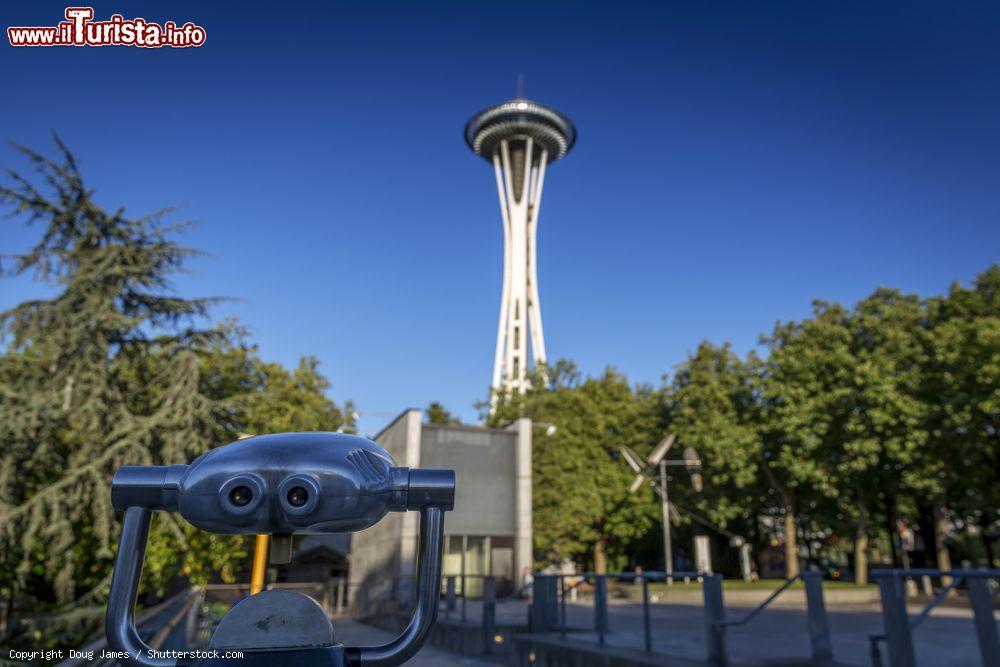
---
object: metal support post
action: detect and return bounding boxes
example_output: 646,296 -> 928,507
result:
445,576 -> 456,614
559,576 -> 567,638
250,534 -> 270,595
966,577 -> 1000,666
703,574 -> 727,667
802,571 -> 833,662
461,574 -> 467,624
530,575 -> 558,632
876,573 -> 916,667
660,461 -> 673,584
482,576 -> 496,655
594,575 -> 609,646
642,575 -> 652,652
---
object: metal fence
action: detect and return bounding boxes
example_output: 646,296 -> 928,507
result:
869,568 -> 999,667
533,571 -> 704,654
202,579 -> 350,618
531,570 -> 844,667
57,588 -> 200,667
705,571 -> 832,667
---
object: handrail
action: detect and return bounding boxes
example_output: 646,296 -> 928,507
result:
868,568 -> 1000,667
146,590 -> 201,651
57,587 -> 198,667
541,570 -> 704,580
534,570 -> 707,654
717,574 -> 801,628
907,577 -> 963,631
872,568 -> 1000,578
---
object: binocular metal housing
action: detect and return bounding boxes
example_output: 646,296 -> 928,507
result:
106,432 -> 456,667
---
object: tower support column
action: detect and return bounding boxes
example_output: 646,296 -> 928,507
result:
465,98 -> 576,404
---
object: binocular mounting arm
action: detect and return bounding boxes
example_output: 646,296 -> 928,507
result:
106,437 -> 455,667
106,506 -> 172,667
346,506 -> 444,667
107,505 -> 448,667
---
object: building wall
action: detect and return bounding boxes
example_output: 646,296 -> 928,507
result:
420,424 -> 517,536
349,410 -> 534,598
347,409 -> 420,598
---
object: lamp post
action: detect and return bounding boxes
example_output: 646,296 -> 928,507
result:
620,435 -> 702,584
659,460 -> 672,580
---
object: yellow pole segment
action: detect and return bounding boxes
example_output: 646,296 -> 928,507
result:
250,533 -> 270,595
235,434 -> 271,596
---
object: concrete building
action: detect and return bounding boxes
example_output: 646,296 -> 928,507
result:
349,410 -> 532,598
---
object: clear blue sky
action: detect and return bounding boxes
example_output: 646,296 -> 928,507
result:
3,2 -> 998,435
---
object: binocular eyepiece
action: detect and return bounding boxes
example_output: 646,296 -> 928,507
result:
111,432 -> 454,534
106,432 -> 456,667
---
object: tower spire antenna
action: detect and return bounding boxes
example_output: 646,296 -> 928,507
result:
464,96 -> 576,408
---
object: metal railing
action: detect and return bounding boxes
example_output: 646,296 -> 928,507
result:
706,571 -> 832,667
203,578 -> 350,617
440,573 -> 510,624
533,570 -> 704,654
59,577 -> 352,666
533,570 -> 837,667
869,568 -> 1000,667
58,587 -> 201,667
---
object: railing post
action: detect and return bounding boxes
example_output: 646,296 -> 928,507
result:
184,587 -> 204,647
802,571 -> 833,662
594,575 -> 609,646
875,572 -> 915,667
530,574 -> 558,632
703,574 -> 727,667
483,576 -> 496,655
559,576 -> 567,638
461,574 -> 467,623
966,576 -> 1000,666
642,575 -> 652,653
445,575 -> 456,615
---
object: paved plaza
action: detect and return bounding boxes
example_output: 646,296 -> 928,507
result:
435,597 -> 995,666
332,619 -> 496,666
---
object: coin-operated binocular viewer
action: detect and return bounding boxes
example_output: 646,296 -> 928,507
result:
106,432 -> 455,666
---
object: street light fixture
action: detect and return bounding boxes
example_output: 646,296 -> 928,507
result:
620,434 -> 702,583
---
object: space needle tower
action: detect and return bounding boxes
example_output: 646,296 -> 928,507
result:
465,96 -> 576,398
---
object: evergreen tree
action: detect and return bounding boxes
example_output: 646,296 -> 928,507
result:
0,137 -> 228,641
0,138 -> 354,645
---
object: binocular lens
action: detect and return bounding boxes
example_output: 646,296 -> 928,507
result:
229,485 -> 253,507
286,486 -> 309,508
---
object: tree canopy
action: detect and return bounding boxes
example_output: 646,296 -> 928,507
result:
0,137 -> 354,647
488,269 -> 998,581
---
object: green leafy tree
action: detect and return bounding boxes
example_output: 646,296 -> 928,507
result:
760,302 -> 856,578
425,402 -> 460,425
920,267 -> 1000,570
848,289 -> 927,577
491,364 -> 661,573
762,290 -> 930,582
665,342 -> 765,550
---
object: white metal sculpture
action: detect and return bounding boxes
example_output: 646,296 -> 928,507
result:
465,99 -> 576,400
